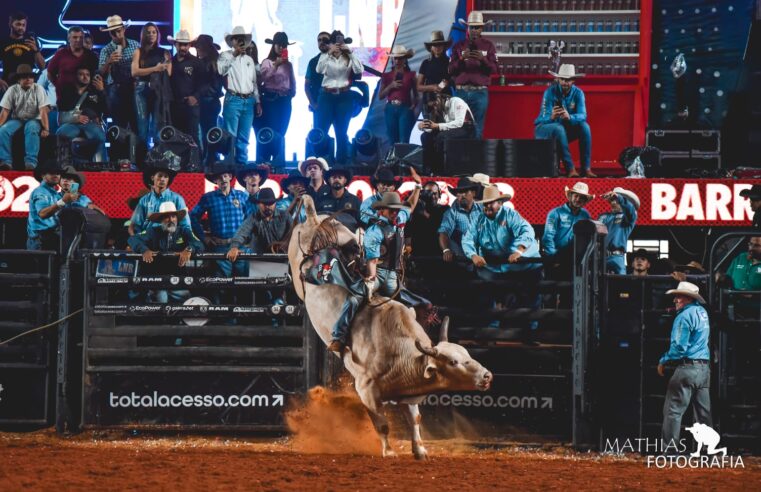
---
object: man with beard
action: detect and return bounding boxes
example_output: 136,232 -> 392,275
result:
718,237 -> 761,318
227,188 -> 292,258
598,188 -> 639,274
169,30 -> 207,147
317,167 -> 361,229
438,177 -> 482,261
236,162 -> 269,204
299,156 -> 331,201
26,160 -> 76,250
407,181 -> 447,258
542,181 -> 593,279
0,64 -> 50,170
56,67 -> 108,163
360,166 -> 402,227
128,202 -> 203,303
129,158 -> 190,235
98,15 -> 140,129
0,11 -> 45,89
305,32 -> 330,127
47,26 -> 99,102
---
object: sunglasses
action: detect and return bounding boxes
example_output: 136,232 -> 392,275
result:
470,25 -> 484,30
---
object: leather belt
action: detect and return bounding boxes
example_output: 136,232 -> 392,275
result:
609,249 -> 625,256
679,359 -> 709,365
456,84 -> 487,90
227,91 -> 255,99
322,86 -> 351,94
389,99 -> 404,106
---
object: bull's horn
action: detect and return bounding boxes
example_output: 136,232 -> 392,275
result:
415,339 -> 438,358
439,316 -> 449,343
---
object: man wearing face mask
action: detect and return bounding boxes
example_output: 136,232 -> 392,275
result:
305,32 -> 330,127
227,188 -> 292,259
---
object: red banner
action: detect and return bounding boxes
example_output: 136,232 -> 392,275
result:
1,171 -> 759,226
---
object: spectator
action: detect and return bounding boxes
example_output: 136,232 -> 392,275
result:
534,64 -> 594,178
438,177 -> 483,261
131,22 -> 172,148
26,160 -> 73,250
449,11 -> 498,139
227,188 -> 292,257
740,185 -> 761,228
47,26 -> 99,101
378,45 -> 417,145
130,158 -> 190,235
0,64 -> 50,170
218,26 -> 261,165
168,30 -> 207,147
128,202 -> 203,303
418,93 -> 475,174
83,30 -> 96,55
627,248 -> 655,276
722,237 -> 761,292
315,30 -> 363,166
277,170 -> 309,223
417,31 -> 453,113
317,168 -> 361,228
407,181 -> 447,258
598,188 -> 639,274
255,32 -> 296,160
360,166 -> 402,227
98,15 -> 139,130
0,11 -> 45,89
542,182 -> 593,278
236,163 -> 269,203
56,67 -> 107,162
299,157 -> 331,201
304,32 -> 330,127
193,34 -> 223,161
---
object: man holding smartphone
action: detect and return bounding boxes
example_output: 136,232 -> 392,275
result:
534,64 -> 594,177
56,67 -> 108,163
98,15 -> 140,129
0,11 -> 45,90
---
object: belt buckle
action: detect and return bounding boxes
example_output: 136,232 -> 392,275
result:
390,100 -> 402,106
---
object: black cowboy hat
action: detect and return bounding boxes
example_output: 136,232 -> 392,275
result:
192,34 -> 220,51
328,30 -> 353,45
448,177 -> 480,194
280,170 -> 310,191
265,32 -> 295,46
325,167 -> 353,182
61,166 -> 86,189
33,159 -> 66,181
205,161 -> 236,182
740,184 -> 761,200
370,166 -> 402,189
627,248 -> 657,265
142,154 -> 180,188
250,187 -> 278,205
11,64 -> 38,83
236,163 -> 269,185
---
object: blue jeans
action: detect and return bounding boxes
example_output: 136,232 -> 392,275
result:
223,93 -> 255,165
331,294 -> 361,343
200,96 -> 222,160
662,364 -> 712,448
384,103 -> 414,144
211,243 -> 248,277
606,253 -> 626,274
106,82 -> 135,129
134,81 -> 159,148
0,119 -> 41,166
535,121 -> 592,172
151,289 -> 190,303
455,88 -> 488,139
57,122 -> 107,161
316,90 -> 353,165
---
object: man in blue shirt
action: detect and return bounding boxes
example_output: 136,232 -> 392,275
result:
657,281 -> 712,449
542,182 -> 593,278
190,161 -> 251,277
598,187 -> 639,274
439,177 -> 482,261
60,166 -> 105,212
360,166 -> 402,227
277,171 -> 308,223
27,160 -> 77,250
130,159 -> 190,236
534,64 -> 595,178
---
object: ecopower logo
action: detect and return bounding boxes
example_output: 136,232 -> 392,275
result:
603,424 -> 744,469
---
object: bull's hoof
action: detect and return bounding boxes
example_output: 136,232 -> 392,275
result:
413,446 -> 428,460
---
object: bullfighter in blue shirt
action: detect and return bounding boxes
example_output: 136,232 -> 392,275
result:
130,159 -> 190,236
542,181 -> 593,257
27,160 -> 68,250
534,64 -> 594,178
598,187 -> 639,274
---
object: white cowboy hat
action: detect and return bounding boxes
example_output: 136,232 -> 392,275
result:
458,11 -> 491,27
148,202 -> 188,222
471,173 -> 490,186
477,185 -> 512,204
564,181 -> 595,200
299,156 -> 330,176
224,26 -> 252,48
612,187 -> 640,210
167,30 -> 193,44
666,281 -> 706,305
100,15 -> 131,32
388,45 -> 414,58
549,63 -> 585,79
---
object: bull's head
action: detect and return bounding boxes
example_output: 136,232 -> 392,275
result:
414,318 -> 492,392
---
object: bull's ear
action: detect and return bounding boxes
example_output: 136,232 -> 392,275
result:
424,360 -> 438,380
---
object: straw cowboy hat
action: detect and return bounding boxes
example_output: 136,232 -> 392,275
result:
739,184 -> 761,200
265,32 -> 295,46
371,191 -> 409,210
167,30 -> 193,44
61,166 -> 86,189
224,26 -> 252,48
549,63 -> 585,79
477,185 -> 512,204
388,45 -> 414,58
424,30 -> 453,51
148,202 -> 187,222
10,64 -> 38,82
666,281 -> 706,305
471,173 -> 490,187
100,15 -> 130,32
299,157 -> 330,176
192,34 -> 220,51
612,187 -> 640,210
564,181 -> 595,201
458,11 -> 491,27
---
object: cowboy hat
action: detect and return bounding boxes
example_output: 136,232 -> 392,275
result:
612,187 -> 640,210
167,30 -> 193,44
666,281 -> 706,305
370,167 -> 402,189
204,161 -> 236,183
100,15 -> 130,32
325,167 -> 354,182
280,170 -> 310,191
448,177 -> 480,194
564,181 -> 595,201
224,26 -> 252,48
236,163 -> 269,185
739,184 -> 761,200
549,63 -> 585,79
265,32 -> 295,46
142,157 -> 179,189
61,166 -> 86,189
471,173 -> 490,186
250,188 -> 278,205
627,248 -> 656,265
372,191 -> 409,210
33,159 -> 66,181
299,157 -> 330,176
192,34 -> 220,51
424,30 -> 453,51
10,64 -> 38,82
458,11 -> 491,27
477,185 -> 512,204
148,201 -> 187,222
328,30 -> 353,45
388,45 -> 414,58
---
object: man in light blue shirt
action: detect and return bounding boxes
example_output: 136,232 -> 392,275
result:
542,182 -> 593,284
129,160 -> 189,236
438,177 -> 482,261
658,282 -> 712,449
360,167 -> 401,227
27,160 -> 75,250
598,187 -> 638,274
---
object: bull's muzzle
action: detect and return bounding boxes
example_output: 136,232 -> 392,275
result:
477,371 -> 493,391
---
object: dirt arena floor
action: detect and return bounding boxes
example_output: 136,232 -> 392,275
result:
1,388 -> 760,491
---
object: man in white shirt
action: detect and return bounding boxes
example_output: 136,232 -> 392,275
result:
417,92 -> 475,174
0,64 -> 50,170
218,26 -> 262,165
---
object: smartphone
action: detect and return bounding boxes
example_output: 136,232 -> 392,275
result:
115,45 -> 123,55
281,48 -> 288,60
70,182 -> 79,194
438,80 -> 447,89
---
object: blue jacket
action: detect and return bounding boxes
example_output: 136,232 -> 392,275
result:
534,83 -> 587,126
599,193 -> 637,251
542,203 -> 591,256
659,302 -> 710,364
462,206 -> 541,273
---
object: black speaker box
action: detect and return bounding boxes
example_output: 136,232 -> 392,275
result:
442,139 -> 498,176
502,139 -> 558,177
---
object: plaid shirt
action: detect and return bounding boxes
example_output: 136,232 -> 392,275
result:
438,200 -> 483,242
190,189 -> 252,241
98,38 -> 140,85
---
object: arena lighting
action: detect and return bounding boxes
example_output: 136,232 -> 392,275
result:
158,125 -> 201,172
305,128 -> 335,164
106,126 -> 138,166
351,128 -> 381,171
206,126 -> 235,165
256,127 -> 285,163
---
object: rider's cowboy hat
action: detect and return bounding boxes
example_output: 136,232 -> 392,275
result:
371,191 -> 409,210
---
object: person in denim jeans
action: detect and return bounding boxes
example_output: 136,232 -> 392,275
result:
194,35 -> 224,161
131,22 -> 172,148
0,64 -> 50,170
56,67 -> 108,162
255,32 -> 296,160
98,15 -> 140,130
378,45 -> 417,145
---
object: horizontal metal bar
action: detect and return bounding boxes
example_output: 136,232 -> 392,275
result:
86,250 -> 287,260
81,424 -> 288,432
88,347 -> 305,361
0,363 -> 49,369
0,322 -> 36,331
86,365 -> 304,373
0,301 -> 36,311
90,325 -> 305,338
0,419 -> 49,425
0,273 -> 50,283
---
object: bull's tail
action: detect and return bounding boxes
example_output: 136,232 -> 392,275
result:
302,195 -> 319,226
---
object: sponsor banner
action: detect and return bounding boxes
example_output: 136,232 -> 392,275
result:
93,304 -> 278,316
93,304 -> 131,314
2,171 -> 759,226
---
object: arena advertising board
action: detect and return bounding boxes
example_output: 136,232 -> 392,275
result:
1,172 -> 759,226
